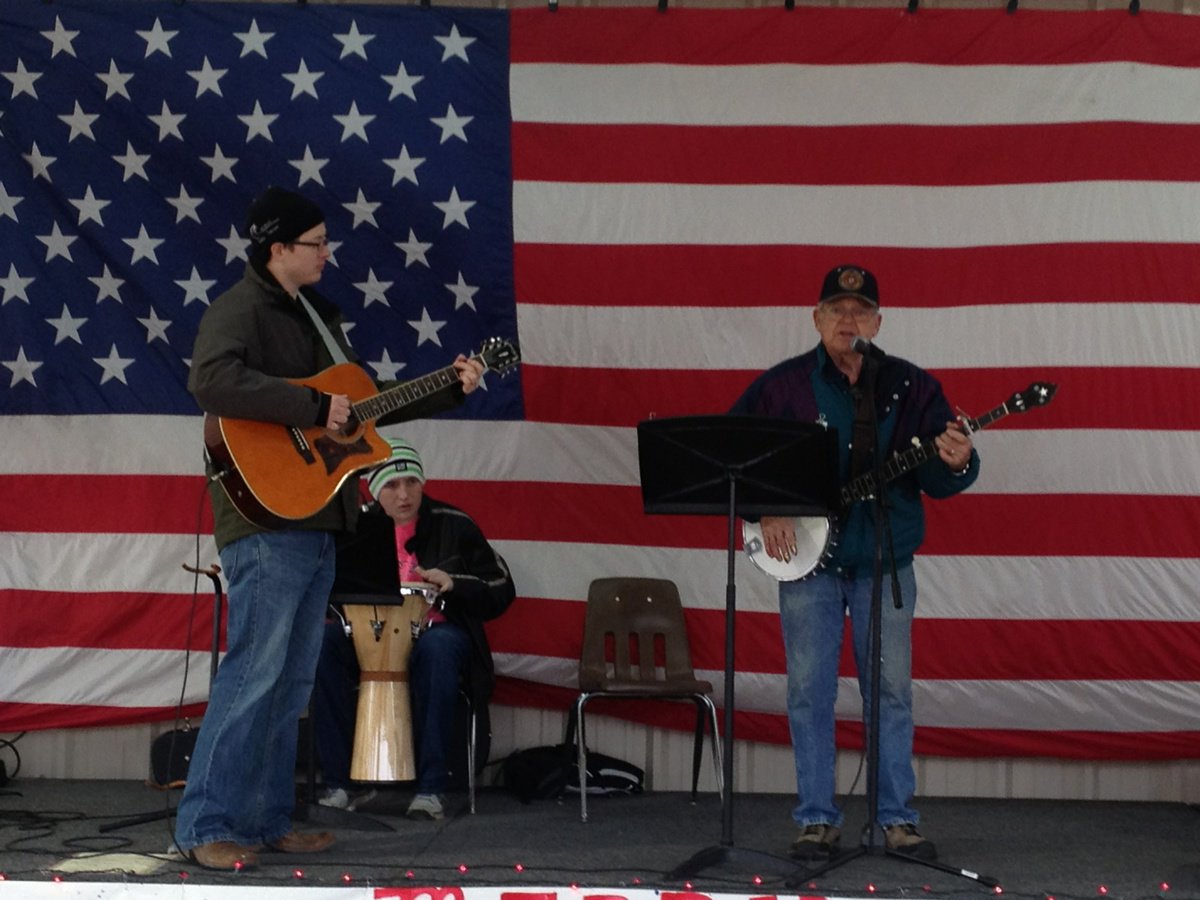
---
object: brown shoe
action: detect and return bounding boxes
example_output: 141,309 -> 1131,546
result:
188,841 -> 259,870
267,830 -> 335,854
884,823 -> 937,860
790,823 -> 841,861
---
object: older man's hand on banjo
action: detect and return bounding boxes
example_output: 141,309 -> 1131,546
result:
934,419 -> 974,473
759,515 -> 800,563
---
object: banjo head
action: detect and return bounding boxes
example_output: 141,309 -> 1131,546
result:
742,516 -> 832,582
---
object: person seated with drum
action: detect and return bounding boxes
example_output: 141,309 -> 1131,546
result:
311,438 -> 516,819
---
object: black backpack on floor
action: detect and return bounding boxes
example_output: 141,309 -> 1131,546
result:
501,743 -> 643,803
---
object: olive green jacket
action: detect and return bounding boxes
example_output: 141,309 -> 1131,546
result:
188,262 -> 463,549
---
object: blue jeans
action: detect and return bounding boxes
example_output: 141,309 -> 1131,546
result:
312,620 -> 358,794
410,622 -> 471,794
312,619 -> 471,795
174,530 -> 335,852
780,564 -> 918,829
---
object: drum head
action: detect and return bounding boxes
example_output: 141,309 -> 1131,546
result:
399,581 -> 437,602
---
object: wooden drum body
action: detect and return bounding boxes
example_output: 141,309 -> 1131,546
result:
344,591 -> 429,782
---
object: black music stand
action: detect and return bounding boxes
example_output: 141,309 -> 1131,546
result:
637,414 -> 838,881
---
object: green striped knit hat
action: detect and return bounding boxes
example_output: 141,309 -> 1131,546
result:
366,438 -> 425,497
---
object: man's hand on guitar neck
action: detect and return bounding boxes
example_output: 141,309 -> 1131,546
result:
760,515 -> 800,563
453,354 -> 485,394
321,352 -> 481,433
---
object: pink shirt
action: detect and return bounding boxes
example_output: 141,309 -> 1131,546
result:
395,518 -> 446,625
394,520 -> 419,583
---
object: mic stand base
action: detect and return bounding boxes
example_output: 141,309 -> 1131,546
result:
668,843 -> 812,883
293,799 -> 393,832
98,804 -> 178,834
788,842 -> 1000,890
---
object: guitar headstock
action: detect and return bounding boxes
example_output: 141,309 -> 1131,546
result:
475,337 -> 521,376
1009,381 -> 1057,414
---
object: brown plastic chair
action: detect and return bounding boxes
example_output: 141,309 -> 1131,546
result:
566,576 -> 723,822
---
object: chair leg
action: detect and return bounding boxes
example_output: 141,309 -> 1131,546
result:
702,695 -> 724,801
575,694 -> 589,823
563,703 -> 578,748
690,698 -> 705,801
467,704 -> 477,815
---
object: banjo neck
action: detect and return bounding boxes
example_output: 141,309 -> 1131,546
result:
839,394 -> 1028,507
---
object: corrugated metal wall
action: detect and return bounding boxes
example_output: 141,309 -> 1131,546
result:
13,706 -> 1200,801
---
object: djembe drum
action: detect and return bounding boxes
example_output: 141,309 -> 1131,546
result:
344,584 -> 435,782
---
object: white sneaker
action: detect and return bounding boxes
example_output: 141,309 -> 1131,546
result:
346,788 -> 377,811
406,793 -> 444,820
317,787 -> 350,809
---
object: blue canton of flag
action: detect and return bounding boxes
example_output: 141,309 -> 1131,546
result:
0,0 -> 521,419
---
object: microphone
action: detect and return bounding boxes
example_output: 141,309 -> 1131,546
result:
851,336 -> 886,362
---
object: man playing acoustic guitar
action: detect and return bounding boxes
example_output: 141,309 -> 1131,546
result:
730,265 -> 978,865
175,187 -> 483,871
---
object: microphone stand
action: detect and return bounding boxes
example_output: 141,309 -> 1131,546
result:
100,565 -> 390,835
101,564 -> 224,833
790,356 -> 997,890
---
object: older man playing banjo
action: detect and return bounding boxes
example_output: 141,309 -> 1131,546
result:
729,264 -> 978,864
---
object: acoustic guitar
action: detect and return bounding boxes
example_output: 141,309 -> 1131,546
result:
204,336 -> 520,529
743,380 -> 1058,581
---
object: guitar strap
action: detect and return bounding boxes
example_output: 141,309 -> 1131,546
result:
296,289 -> 350,365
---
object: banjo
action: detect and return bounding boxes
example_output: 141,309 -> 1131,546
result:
743,381 -> 1058,581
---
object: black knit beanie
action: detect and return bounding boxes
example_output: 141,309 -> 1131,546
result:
244,186 -> 325,259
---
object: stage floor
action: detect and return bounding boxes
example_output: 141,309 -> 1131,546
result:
1,777 -> 1197,900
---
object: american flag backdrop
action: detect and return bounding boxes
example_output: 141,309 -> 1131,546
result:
2,2 -> 1199,761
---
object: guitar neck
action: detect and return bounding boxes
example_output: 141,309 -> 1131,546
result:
840,403 -> 1008,506
352,362 -> 466,424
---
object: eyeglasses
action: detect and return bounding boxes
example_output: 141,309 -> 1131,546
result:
289,236 -> 330,249
819,303 -> 877,321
